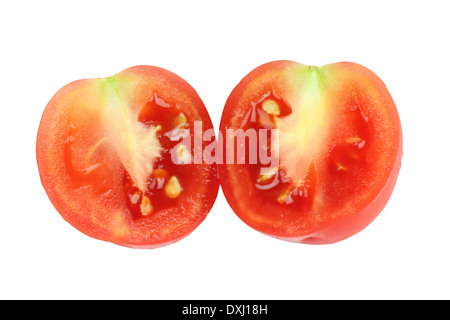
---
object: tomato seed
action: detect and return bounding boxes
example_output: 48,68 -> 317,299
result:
257,166 -> 279,184
262,99 -> 280,116
172,112 -> 187,129
346,137 -> 362,144
140,196 -> 153,216
164,176 -> 181,198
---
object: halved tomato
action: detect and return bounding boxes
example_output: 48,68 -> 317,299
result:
37,65 -> 219,248
219,60 -> 402,244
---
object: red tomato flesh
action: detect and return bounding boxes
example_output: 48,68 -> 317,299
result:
219,61 -> 402,244
37,66 -> 219,248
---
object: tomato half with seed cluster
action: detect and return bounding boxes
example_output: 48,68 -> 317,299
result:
219,60 -> 402,244
37,65 -> 219,248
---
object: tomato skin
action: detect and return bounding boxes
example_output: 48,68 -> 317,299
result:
219,60 -> 402,244
37,66 -> 219,248
272,133 -> 402,245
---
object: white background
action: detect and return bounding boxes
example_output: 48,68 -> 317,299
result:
1,0 -> 449,300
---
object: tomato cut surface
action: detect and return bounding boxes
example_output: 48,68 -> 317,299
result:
219,61 -> 402,244
37,66 -> 219,248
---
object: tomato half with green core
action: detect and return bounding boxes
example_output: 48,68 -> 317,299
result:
37,66 -> 219,248
219,61 -> 402,244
